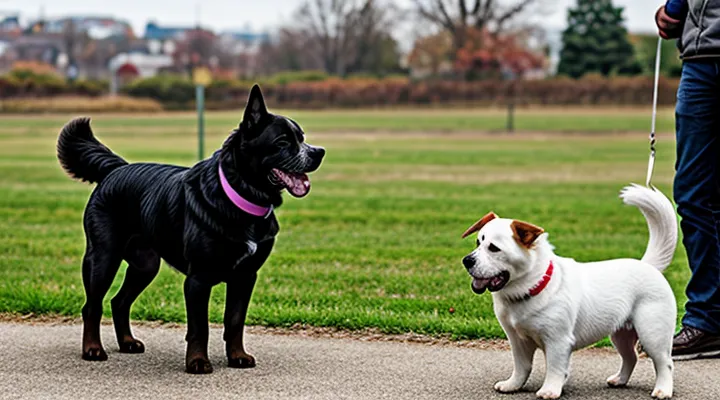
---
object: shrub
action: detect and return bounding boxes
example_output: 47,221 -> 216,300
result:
0,96 -> 164,113
0,68 -> 111,99
261,70 -> 330,85
70,80 -> 108,97
0,70 -> 681,110
0,75 -> 23,97
8,68 -> 67,96
244,75 -> 678,109
121,74 -> 195,105
9,61 -> 59,76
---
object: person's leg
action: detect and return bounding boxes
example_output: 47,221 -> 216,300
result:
673,59 -> 720,358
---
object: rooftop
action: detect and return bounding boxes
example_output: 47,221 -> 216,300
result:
220,31 -> 270,43
143,22 -> 195,41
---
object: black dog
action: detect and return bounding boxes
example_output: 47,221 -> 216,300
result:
56,85 -> 325,374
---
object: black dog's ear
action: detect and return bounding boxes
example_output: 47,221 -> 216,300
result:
242,84 -> 268,129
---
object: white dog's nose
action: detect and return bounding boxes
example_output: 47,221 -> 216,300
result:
462,255 -> 475,269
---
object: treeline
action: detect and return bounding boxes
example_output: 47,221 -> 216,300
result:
111,74 -> 683,109
0,70 -> 680,110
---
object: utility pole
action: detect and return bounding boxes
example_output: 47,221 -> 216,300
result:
195,3 -> 201,29
192,2 -> 211,161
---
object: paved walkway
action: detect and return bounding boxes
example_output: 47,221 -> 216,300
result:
1,322 -> 718,399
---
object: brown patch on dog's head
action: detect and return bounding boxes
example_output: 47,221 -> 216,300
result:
461,212 -> 499,239
511,220 -> 544,248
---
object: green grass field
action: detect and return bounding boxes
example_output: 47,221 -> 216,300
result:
0,108 -> 688,341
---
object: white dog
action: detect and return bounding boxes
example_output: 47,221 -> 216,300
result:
461,184 -> 677,399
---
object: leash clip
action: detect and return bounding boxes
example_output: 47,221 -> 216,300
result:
264,204 -> 274,219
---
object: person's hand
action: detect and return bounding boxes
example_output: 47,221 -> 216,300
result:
656,5 -> 683,39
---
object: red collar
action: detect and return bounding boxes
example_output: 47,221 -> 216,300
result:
527,261 -> 554,297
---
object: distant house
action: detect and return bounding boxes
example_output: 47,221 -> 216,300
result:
25,16 -> 134,40
1,17 -> 277,80
0,13 -> 62,73
8,35 -> 63,66
143,21 -> 195,57
143,21 -> 192,41
218,31 -> 269,54
217,30 -> 270,77
143,22 -> 194,70
0,13 -> 21,36
143,22 -> 225,76
11,15 -> 136,79
0,38 -> 12,72
109,52 -> 174,78
108,52 -> 174,93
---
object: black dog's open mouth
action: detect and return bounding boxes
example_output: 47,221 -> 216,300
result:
272,168 -> 310,198
471,271 -> 510,294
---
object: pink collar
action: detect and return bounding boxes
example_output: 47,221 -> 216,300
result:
528,261 -> 554,297
218,164 -> 273,218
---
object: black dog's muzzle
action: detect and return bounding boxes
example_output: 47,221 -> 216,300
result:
304,145 -> 325,173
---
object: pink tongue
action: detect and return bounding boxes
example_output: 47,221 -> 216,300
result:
274,169 -> 310,198
491,276 -> 505,287
472,278 -> 490,291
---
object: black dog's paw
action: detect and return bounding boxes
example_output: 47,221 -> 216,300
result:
186,357 -> 214,374
82,347 -> 108,361
119,339 -> 145,354
228,353 -> 256,369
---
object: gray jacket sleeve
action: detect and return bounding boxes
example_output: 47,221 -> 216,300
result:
680,0 -> 720,59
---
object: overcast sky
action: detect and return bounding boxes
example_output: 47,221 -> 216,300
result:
0,0 -> 664,36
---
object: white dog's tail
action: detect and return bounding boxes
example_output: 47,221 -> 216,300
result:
620,184 -> 678,272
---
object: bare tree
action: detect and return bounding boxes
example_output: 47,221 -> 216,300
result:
295,0 -> 357,75
346,0 -> 402,74
412,0 -> 547,52
62,20 -> 82,67
254,28 -> 325,74
293,0 -> 400,76
186,29 -> 217,65
62,19 -> 91,78
251,0 -> 403,76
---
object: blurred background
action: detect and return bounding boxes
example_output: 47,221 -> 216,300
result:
0,0 -> 681,111
0,1 -> 689,339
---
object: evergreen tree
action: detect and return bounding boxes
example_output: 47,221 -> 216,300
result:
557,0 -> 642,78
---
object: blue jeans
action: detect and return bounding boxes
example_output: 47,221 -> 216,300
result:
675,59 -> 720,334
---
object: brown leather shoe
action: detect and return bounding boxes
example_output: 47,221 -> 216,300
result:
672,325 -> 720,360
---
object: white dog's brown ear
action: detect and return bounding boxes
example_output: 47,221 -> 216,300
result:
461,212 -> 498,239
511,220 -> 545,248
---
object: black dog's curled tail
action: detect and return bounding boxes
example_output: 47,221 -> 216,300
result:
57,117 -> 128,184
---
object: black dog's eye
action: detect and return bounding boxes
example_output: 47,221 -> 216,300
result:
488,243 -> 501,253
275,140 -> 290,148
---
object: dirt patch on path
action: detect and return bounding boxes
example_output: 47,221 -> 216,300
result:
0,312 -> 509,350
0,312 -> 619,354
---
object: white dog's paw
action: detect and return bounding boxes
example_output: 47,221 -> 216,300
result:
494,379 -> 523,393
536,386 -> 562,399
607,373 -> 629,387
651,387 -> 673,399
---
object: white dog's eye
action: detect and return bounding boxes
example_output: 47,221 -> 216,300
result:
476,238 -> 480,246
488,243 -> 501,253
